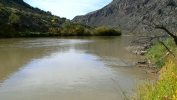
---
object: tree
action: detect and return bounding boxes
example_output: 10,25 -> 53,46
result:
93,26 -> 121,36
8,13 -> 20,24
62,20 -> 74,29
84,29 -> 91,36
75,25 -> 84,35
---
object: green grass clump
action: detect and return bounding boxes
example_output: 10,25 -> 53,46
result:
133,60 -> 177,100
145,38 -> 176,67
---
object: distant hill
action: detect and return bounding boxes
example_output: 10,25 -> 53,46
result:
0,0 -> 32,8
73,0 -> 177,34
0,0 -> 92,37
0,0 -> 68,37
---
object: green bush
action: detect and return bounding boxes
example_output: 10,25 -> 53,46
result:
8,13 -> 20,24
61,28 -> 75,36
0,24 -> 17,38
62,20 -> 74,29
74,25 -> 84,36
83,29 -> 91,36
93,26 -> 121,36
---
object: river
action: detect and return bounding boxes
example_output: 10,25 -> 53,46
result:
0,36 -> 154,100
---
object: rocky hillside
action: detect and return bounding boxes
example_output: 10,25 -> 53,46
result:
73,0 -> 177,34
0,0 -> 32,7
0,0 -> 66,35
0,0 -> 93,37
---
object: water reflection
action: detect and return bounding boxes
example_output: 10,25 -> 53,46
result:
0,36 -> 153,100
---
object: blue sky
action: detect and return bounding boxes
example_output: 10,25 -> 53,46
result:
24,0 -> 112,19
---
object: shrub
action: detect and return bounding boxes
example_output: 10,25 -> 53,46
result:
93,26 -> 121,36
84,29 -> 91,36
134,60 -> 177,100
51,19 -> 55,23
74,25 -> 84,36
8,13 -> 20,24
61,28 -> 75,36
0,24 -> 17,37
62,20 -> 74,29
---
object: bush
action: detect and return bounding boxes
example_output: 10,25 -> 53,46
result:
74,25 -> 84,36
61,28 -> 75,36
83,29 -> 91,36
0,24 -> 17,38
8,13 -> 20,24
134,60 -> 177,100
93,26 -> 121,36
62,20 -> 74,29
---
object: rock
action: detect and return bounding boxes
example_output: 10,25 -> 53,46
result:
133,50 -> 147,55
133,60 -> 156,68
133,61 -> 149,67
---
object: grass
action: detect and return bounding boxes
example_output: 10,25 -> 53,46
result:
132,37 -> 177,100
145,38 -> 177,67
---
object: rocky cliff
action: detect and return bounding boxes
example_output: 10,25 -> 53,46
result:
73,0 -> 177,34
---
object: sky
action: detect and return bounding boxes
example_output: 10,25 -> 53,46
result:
24,0 -> 112,19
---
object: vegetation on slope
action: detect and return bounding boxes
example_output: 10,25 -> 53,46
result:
133,37 -> 177,100
93,26 -> 121,36
48,22 -> 121,36
0,1 -> 121,38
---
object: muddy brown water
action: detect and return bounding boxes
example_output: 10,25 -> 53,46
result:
0,36 -> 154,100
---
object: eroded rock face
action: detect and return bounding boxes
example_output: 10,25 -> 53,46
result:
73,0 -> 177,34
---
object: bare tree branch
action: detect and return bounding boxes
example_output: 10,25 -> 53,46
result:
153,24 -> 177,46
152,32 -> 175,57
158,40 -> 175,57
143,21 -> 177,46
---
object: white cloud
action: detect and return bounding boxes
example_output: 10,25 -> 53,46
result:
24,0 -> 112,19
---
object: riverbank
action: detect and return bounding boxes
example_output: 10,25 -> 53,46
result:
132,37 -> 177,100
0,26 -> 121,38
